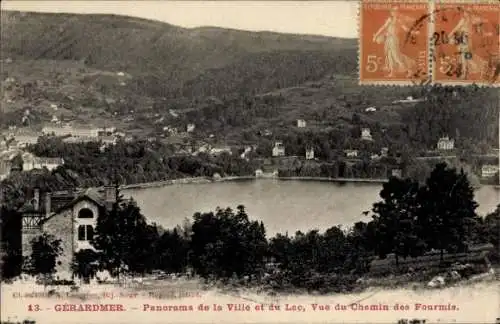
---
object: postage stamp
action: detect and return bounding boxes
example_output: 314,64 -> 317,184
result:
359,0 -> 431,85
432,1 -> 499,86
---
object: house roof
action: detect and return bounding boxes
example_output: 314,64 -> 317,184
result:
19,188 -> 108,218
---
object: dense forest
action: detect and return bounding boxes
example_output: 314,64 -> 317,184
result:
2,163 -> 499,293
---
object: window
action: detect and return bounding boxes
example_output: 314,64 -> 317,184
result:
77,225 -> 94,241
78,208 -> 93,219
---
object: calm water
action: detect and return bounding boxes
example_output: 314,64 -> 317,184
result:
124,179 -> 500,236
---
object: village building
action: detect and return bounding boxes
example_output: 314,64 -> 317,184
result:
437,136 -> 455,150
365,107 -> 376,112
13,134 -> 39,148
209,146 -> 232,156
22,152 -> 64,171
361,128 -> 373,141
481,164 -> 499,178
297,119 -> 307,128
305,147 -> 314,160
255,169 -> 264,177
0,150 -> 21,180
272,141 -> 285,157
42,125 -> 101,138
344,149 -> 358,158
380,147 -> 389,157
20,187 -> 119,277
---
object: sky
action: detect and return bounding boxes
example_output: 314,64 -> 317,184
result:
1,1 -> 358,38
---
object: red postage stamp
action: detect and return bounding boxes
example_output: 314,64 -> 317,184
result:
432,1 -> 499,86
359,0 -> 431,85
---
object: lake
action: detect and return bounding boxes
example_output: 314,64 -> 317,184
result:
124,179 -> 500,236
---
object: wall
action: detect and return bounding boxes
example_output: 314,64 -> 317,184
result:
42,208 -> 74,275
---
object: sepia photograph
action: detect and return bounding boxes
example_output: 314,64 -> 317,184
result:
0,1 -> 499,324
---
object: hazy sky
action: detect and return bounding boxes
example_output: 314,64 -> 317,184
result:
1,1 -> 358,38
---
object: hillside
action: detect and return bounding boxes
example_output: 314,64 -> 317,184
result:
1,10 -> 498,153
1,10 -> 356,97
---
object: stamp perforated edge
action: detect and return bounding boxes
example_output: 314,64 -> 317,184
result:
357,0 -> 433,87
430,0 -> 500,87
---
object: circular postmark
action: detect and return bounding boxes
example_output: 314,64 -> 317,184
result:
406,3 -> 499,85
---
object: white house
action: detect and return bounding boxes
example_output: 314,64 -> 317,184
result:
365,107 -> 377,112
255,169 -> 264,177
437,137 -> 454,150
272,141 -> 285,157
344,149 -> 358,158
391,169 -> 402,178
305,147 -> 314,160
361,128 -> 373,141
481,165 -> 499,178
380,147 -> 389,157
22,152 -> 64,171
186,124 -> 196,133
297,119 -> 307,128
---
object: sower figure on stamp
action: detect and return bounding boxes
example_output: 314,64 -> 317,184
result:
448,9 -> 487,79
372,8 -> 419,78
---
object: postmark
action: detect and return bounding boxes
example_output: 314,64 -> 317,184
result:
432,1 -> 499,86
359,0 -> 431,85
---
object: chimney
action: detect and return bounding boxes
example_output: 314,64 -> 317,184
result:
104,185 -> 117,205
45,192 -> 51,217
33,188 -> 40,211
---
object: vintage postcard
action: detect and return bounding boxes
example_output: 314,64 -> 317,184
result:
1,1 -> 499,324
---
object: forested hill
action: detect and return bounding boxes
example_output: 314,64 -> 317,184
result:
1,10 -> 357,98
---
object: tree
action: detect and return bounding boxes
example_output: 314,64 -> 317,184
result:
28,233 -> 62,276
71,249 -> 100,283
92,193 -> 155,277
190,205 -> 267,279
371,177 -> 424,266
483,205 -> 500,248
417,163 -> 479,260
0,206 -> 23,279
156,228 -> 190,274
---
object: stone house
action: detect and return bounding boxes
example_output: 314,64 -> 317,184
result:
437,136 -> 454,150
20,187 -> 118,277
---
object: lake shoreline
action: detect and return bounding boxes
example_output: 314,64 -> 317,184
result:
120,175 -> 499,191
119,176 -> 390,190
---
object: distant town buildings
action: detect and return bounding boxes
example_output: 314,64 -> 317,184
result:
297,119 -> 307,128
361,128 -> 373,141
305,147 -> 314,160
481,164 -> 499,178
272,141 -> 285,157
22,152 -> 64,172
437,136 -> 455,150
42,125 -> 100,138
0,150 -> 20,180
